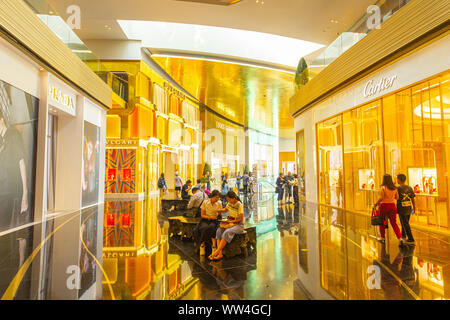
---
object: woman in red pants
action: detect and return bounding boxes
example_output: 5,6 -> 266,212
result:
373,174 -> 404,246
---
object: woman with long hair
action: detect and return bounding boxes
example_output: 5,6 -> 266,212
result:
193,190 -> 222,256
209,191 -> 245,261
374,174 -> 403,245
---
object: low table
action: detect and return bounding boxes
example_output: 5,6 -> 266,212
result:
161,199 -> 189,212
168,216 -> 200,240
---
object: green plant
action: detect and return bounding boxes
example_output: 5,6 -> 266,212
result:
203,162 -> 211,176
244,164 -> 250,174
295,57 -> 310,89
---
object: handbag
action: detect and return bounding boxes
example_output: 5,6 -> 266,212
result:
371,207 -> 385,226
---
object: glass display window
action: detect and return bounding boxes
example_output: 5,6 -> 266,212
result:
358,169 -> 376,190
316,72 -> 450,231
343,101 -> 384,213
408,167 -> 438,195
383,73 -> 450,229
317,115 -> 344,208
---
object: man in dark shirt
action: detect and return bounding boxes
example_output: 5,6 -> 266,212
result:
396,174 -> 416,244
276,172 -> 285,204
242,173 -> 250,194
181,180 -> 192,200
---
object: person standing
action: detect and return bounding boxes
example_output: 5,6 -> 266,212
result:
206,172 -> 211,192
276,172 -> 285,204
292,174 -> 299,205
174,172 -> 182,199
158,173 -> 167,198
242,172 -> 249,194
221,179 -> 230,204
374,174 -> 403,246
248,173 -> 254,195
284,172 -> 293,204
236,172 -> 241,193
396,174 -> 416,244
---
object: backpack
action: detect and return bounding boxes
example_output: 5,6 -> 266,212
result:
158,178 -> 165,189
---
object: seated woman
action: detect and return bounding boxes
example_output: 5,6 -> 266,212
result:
193,190 -> 222,256
209,191 -> 245,261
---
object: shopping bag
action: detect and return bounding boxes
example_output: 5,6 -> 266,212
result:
164,188 -> 169,195
371,207 -> 385,226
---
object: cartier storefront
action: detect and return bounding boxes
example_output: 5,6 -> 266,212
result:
294,33 -> 450,233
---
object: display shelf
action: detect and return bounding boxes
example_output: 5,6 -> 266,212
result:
408,167 -> 438,196
358,169 -> 376,190
328,169 -> 341,187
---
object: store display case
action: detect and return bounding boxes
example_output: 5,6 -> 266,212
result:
408,167 -> 438,196
329,169 -> 341,187
358,169 -> 376,190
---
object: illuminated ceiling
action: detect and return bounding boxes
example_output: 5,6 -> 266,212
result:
151,55 -> 295,138
119,20 -> 324,70
46,0 -> 376,45
43,0 -> 377,138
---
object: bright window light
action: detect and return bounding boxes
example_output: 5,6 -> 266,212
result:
118,20 -> 325,68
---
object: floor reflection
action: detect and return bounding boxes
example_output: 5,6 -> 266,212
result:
1,192 -> 449,300
0,205 -> 103,300
100,194 -> 450,300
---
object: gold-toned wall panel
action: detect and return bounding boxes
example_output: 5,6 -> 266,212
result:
152,56 -> 295,137
0,0 -> 112,108
290,0 -> 449,116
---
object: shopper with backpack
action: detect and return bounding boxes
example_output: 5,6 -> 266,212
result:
396,174 -> 416,244
158,173 -> 167,198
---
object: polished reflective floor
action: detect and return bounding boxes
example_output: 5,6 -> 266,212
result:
1,189 -> 449,300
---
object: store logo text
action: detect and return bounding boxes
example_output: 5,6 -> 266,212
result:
363,75 -> 397,98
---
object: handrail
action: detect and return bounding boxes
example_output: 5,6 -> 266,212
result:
296,0 -> 412,89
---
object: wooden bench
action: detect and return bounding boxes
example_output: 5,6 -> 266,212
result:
223,226 -> 257,258
161,199 -> 189,214
168,215 -> 257,258
168,216 -> 200,240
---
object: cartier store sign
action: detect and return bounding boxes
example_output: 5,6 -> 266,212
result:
363,75 -> 398,98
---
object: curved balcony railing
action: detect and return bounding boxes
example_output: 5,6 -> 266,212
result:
295,0 -> 412,89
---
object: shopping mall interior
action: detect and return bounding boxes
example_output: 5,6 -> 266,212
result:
0,0 -> 449,302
